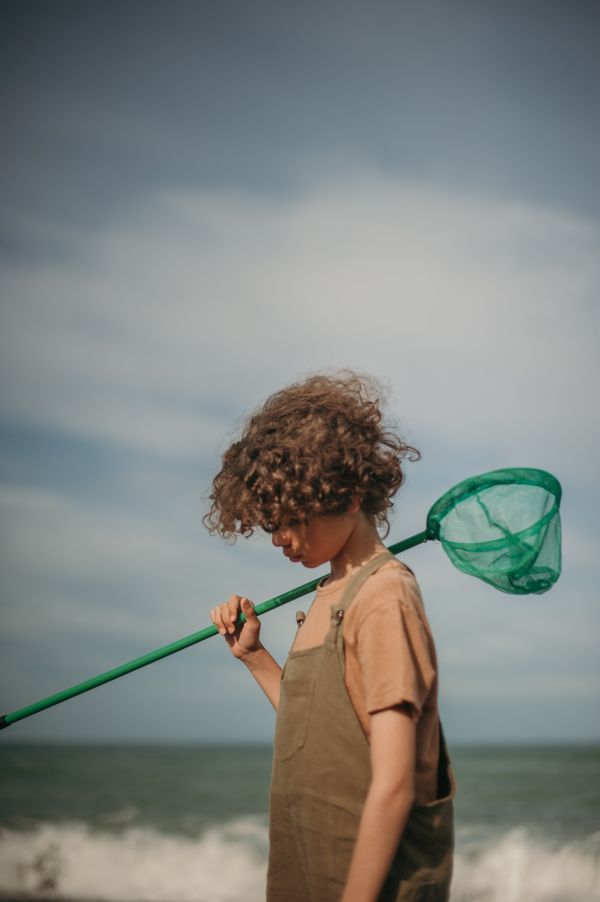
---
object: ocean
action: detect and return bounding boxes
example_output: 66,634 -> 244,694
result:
0,742 -> 598,901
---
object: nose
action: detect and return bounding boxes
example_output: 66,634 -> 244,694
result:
271,528 -> 290,548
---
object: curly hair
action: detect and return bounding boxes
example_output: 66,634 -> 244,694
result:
203,372 -> 420,538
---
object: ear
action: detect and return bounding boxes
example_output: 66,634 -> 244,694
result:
347,496 -> 362,515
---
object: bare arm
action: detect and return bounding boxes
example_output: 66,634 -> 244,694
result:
341,704 -> 416,902
210,595 -> 282,710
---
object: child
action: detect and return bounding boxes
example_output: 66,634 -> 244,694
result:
205,373 -> 454,902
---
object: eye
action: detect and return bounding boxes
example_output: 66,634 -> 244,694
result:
263,523 -> 279,534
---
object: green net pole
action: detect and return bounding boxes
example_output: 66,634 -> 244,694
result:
0,530 -> 430,730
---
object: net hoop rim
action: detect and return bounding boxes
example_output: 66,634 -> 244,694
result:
426,467 -> 562,540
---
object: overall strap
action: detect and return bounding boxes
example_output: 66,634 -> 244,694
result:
327,550 -> 395,674
336,551 -> 395,614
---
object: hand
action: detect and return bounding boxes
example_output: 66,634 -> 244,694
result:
210,595 -> 261,660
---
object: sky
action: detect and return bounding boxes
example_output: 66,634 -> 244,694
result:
0,0 -> 598,745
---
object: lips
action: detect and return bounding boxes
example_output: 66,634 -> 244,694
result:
284,550 -> 302,562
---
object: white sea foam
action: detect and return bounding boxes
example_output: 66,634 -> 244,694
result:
1,821 -> 599,901
0,817 -> 268,902
452,827 -> 600,902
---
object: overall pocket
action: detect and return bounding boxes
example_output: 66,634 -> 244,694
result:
275,678 -> 314,761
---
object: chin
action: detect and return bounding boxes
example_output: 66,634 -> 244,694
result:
302,559 -> 324,569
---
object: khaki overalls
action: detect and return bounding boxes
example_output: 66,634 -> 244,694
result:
267,553 -> 455,902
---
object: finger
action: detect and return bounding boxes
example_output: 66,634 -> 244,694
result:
222,598 -> 242,633
211,606 -> 227,636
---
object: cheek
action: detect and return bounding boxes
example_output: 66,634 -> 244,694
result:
306,524 -> 343,555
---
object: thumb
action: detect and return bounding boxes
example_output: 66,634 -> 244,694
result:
241,597 -> 258,622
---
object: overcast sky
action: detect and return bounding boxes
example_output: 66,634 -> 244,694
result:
1,0 -> 598,744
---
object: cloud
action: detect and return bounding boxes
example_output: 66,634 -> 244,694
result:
447,672 -> 599,701
1,173 -> 598,476
1,172 -> 598,740
0,480 -> 307,661
0,484 -> 192,583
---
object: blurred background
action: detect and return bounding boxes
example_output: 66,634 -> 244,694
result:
1,2 -> 599,899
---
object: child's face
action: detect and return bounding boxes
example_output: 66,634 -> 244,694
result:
269,507 -> 359,570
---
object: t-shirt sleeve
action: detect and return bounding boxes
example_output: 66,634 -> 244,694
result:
356,594 -> 437,722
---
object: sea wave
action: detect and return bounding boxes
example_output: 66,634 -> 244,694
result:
1,820 -> 599,901
452,826 -> 600,901
0,818 -> 268,902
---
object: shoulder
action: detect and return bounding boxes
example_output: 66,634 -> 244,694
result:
350,558 -> 427,623
345,558 -> 430,642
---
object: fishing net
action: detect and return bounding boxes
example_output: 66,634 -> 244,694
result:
426,468 -> 562,594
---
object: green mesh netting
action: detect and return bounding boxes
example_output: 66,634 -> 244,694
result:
426,468 -> 562,595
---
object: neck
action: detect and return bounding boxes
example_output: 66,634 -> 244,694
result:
329,512 -> 387,583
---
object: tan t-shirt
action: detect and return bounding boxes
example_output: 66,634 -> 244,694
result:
293,557 -> 441,803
